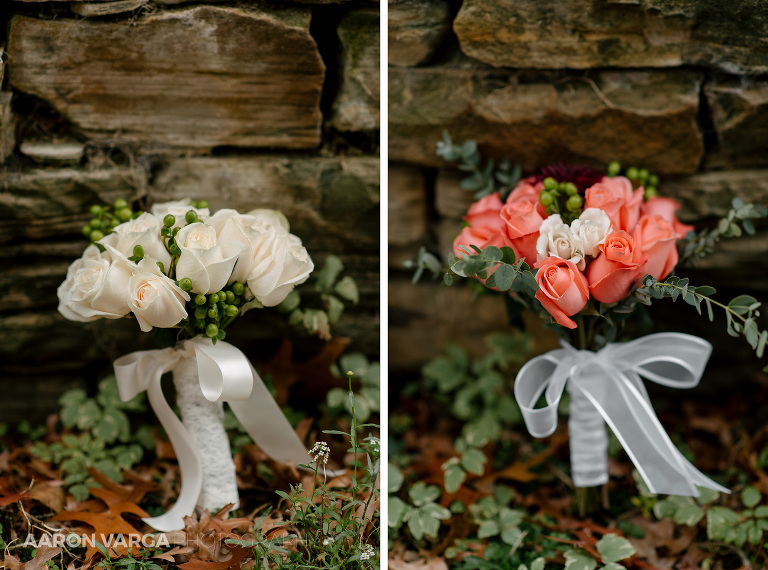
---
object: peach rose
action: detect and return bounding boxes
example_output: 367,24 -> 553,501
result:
634,214 -> 678,281
507,178 -> 546,216
586,230 -> 647,303
584,176 -> 644,233
641,197 -> 694,239
464,193 -> 505,232
534,257 -> 590,329
500,200 -> 544,266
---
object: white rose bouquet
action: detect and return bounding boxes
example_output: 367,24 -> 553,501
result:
57,198 -> 319,531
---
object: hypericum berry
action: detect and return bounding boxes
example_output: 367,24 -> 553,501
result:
81,225 -> 92,237
163,214 -> 176,228
207,307 -> 218,319
169,243 -> 181,256
197,200 -> 209,209
564,182 -> 578,195
626,167 -> 639,180
195,294 -> 207,305
194,306 -> 207,319
113,199 -> 128,210
90,205 -> 103,216
208,293 -> 220,304
607,161 -> 621,176
172,227 -> 180,237
648,174 -> 660,187
205,324 -> 219,338
225,305 -> 239,317
645,186 -> 658,199
179,277 -> 193,291
116,208 -> 133,222
133,245 -> 144,259
225,291 -> 235,304
89,230 -> 104,242
232,282 -> 245,296
185,210 -> 198,224
89,218 -> 101,228
566,194 -> 583,211
543,177 -> 558,191
539,191 -> 555,207
638,168 -> 650,182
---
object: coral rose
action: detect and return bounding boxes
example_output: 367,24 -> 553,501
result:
464,193 -> 505,232
534,257 -> 590,329
507,178 -> 546,216
634,214 -> 679,281
641,197 -> 694,239
586,230 -> 647,303
500,200 -> 544,266
584,176 -> 644,233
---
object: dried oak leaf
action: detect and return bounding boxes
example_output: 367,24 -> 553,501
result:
2,546 -> 62,570
86,468 -> 158,505
177,545 -> 252,570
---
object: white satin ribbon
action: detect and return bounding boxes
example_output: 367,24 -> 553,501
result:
514,332 -> 730,496
115,336 -> 323,531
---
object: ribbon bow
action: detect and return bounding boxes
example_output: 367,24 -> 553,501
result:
514,332 -> 729,496
115,337 -> 322,531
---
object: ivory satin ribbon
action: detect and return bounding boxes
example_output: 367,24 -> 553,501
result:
514,332 -> 729,496
115,336 -> 324,531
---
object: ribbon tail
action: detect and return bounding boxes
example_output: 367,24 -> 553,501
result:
116,349 -> 203,532
228,363 -> 344,477
626,373 -> 729,495
514,349 -> 572,438
142,374 -> 204,531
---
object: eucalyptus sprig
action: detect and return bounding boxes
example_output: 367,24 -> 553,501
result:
436,131 -> 522,200
446,245 -> 538,298
679,198 -> 768,266
635,275 -> 768,358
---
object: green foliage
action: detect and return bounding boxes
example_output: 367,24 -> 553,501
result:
635,275 -> 768,359
679,198 -> 768,265
95,547 -> 163,570
327,352 -> 380,422
419,333 -> 531,449
436,132 -> 522,200
29,377 -> 151,502
404,246 -> 444,285
447,246 -> 539,298
281,254 -> 359,339
470,491 -> 526,546
276,373 -> 379,568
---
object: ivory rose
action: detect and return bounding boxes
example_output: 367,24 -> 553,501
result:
151,198 -> 210,227
584,176 -> 644,233
641,197 -> 694,239
246,233 -> 314,307
500,199 -> 544,265
572,208 -> 613,257
175,222 -> 243,294
129,256 -> 190,332
586,230 -> 647,303
464,192 -> 505,232
634,214 -> 678,280
534,257 -> 590,329
57,245 -> 133,322
536,214 -> 585,270
99,212 -> 171,272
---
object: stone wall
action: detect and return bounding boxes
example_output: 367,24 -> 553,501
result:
388,0 -> 768,387
0,0 -> 379,421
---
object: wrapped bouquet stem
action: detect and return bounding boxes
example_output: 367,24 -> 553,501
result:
59,198 -> 325,530
434,145 -> 768,514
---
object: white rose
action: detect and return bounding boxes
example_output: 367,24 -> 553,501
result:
128,256 -> 190,332
150,198 -> 210,227
175,222 -> 243,294
57,245 -> 132,322
247,233 -> 314,307
208,208 -> 291,285
573,208 -> 613,257
536,214 -> 585,270
99,212 -> 172,272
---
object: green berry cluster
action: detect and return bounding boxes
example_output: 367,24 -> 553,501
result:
539,177 -> 584,223
606,161 -> 659,200
81,199 -> 138,243
184,282 -> 248,341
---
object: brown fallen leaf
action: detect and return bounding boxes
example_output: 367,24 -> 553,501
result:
27,480 -> 66,512
388,552 -> 449,570
2,546 -> 62,570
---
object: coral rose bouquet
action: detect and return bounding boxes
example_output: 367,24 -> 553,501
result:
58,198 -> 320,531
435,138 -> 768,513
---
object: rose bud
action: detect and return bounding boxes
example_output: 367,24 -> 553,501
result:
534,257 -> 590,329
500,199 -> 544,266
586,230 -> 647,303
634,214 -> 678,281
